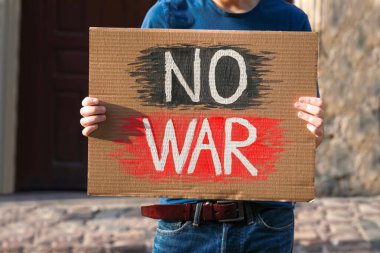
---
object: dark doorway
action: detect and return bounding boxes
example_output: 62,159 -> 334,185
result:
16,0 -> 156,190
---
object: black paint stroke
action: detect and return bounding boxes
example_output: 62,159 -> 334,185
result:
129,44 -> 274,110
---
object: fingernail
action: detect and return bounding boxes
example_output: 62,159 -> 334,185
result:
294,102 -> 300,108
92,98 -> 98,103
298,112 -> 303,117
299,98 -> 304,102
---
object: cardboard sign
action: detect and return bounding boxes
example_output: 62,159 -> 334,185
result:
88,28 -> 318,202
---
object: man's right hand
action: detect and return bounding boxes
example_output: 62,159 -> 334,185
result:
80,97 -> 106,137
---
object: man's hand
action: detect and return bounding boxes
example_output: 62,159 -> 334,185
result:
80,97 -> 107,137
294,96 -> 324,147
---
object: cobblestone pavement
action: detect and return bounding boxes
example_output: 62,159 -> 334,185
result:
0,193 -> 379,253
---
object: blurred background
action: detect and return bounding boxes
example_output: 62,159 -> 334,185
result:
0,0 -> 379,252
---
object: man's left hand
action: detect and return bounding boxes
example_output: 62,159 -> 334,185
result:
294,96 -> 324,147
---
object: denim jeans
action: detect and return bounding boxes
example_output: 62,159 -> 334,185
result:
152,203 -> 294,253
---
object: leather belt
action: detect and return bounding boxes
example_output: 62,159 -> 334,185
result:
141,201 -> 246,222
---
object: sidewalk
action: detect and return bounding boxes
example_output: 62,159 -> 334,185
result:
0,192 -> 379,253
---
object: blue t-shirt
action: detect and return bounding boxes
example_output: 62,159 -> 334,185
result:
141,0 -> 315,208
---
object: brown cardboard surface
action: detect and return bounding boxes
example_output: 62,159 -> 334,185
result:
88,28 -> 318,202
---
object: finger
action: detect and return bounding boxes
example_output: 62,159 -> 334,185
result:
298,97 -> 323,108
82,125 -> 98,137
82,97 -> 99,106
294,102 -> 324,117
80,115 -> 106,127
297,111 -> 323,127
80,106 -> 106,117
306,123 -> 324,138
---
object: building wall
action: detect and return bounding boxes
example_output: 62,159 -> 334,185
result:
296,0 -> 380,196
0,0 -> 20,193
0,0 -> 5,192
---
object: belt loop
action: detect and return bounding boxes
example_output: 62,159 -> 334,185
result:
245,202 -> 254,225
192,202 -> 203,227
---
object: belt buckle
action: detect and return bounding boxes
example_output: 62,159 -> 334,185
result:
216,201 -> 245,222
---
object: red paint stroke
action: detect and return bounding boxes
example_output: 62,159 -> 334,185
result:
110,115 -> 284,184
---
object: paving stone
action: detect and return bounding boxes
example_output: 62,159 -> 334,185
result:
95,208 -> 128,220
325,209 -> 355,222
118,207 -> 140,218
54,220 -> 87,234
65,206 -> 99,220
24,207 -> 66,227
0,249 -> 21,253
96,224 -> 129,233
23,246 -> 53,253
329,223 -> 360,234
358,204 -> 380,215
0,245 -> 22,253
118,217 -> 157,230
316,225 -> 331,241
0,193 -> 379,253
112,230 -> 146,242
296,212 -> 323,223
326,241 -> 372,252
363,215 -> 380,229
320,198 -> 346,208
294,244 -> 323,253
108,243 -> 146,253
82,232 -> 113,247
295,223 -> 320,241
330,233 -> 366,246
359,220 -> 380,241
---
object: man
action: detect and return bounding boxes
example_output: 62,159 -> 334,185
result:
80,0 -> 324,252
